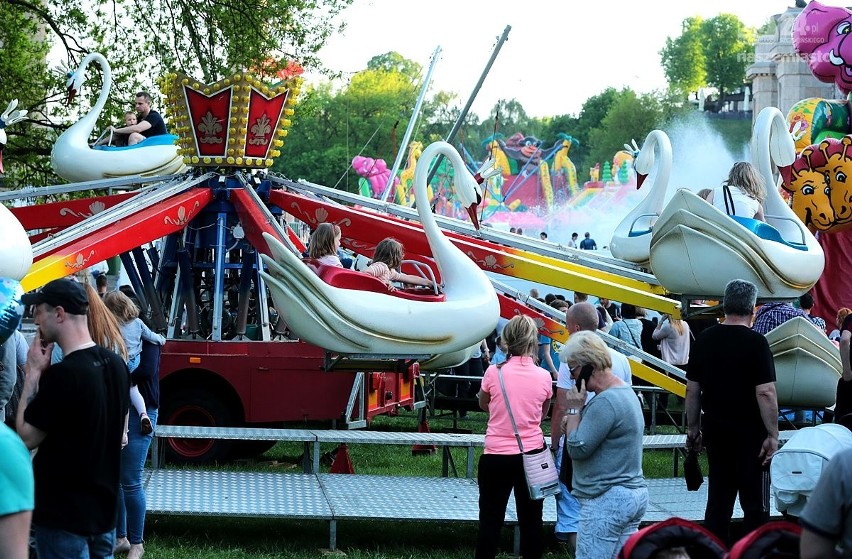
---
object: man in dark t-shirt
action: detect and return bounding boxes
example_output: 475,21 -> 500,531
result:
579,232 -> 597,250
837,314 -> 852,424
685,279 -> 778,545
109,91 -> 169,146
16,279 -> 130,558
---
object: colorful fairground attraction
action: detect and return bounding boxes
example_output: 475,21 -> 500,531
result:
4,0 -> 852,466
352,128 -> 642,234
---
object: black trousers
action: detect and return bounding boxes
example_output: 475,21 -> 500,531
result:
704,433 -> 769,544
475,453 -> 544,559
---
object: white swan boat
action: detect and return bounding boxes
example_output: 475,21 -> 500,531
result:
609,131 -> 672,264
765,317 -> 840,408
648,108 -> 824,297
259,141 -> 501,355
0,203 -> 33,281
0,100 -> 34,280
51,52 -> 185,183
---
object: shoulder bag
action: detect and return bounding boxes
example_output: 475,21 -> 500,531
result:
497,366 -> 560,500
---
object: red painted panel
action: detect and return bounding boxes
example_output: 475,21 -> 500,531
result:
12,192 -> 136,230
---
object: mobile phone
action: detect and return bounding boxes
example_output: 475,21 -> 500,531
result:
576,364 -> 594,390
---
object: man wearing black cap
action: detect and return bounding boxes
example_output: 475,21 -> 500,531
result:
16,278 -> 130,559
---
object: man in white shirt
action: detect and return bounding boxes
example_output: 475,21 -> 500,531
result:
550,302 -> 632,552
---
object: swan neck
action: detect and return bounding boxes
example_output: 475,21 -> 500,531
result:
76,53 -> 111,137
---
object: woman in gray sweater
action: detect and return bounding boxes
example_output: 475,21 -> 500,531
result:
559,331 -> 648,559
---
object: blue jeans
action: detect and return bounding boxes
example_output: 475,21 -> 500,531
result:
116,408 -> 157,544
34,524 -> 115,559
576,485 -> 648,559
554,437 -> 580,535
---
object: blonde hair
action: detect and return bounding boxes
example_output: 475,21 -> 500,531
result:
559,330 -> 611,371
724,161 -> 766,203
371,238 -> 404,269
665,315 -> 687,336
308,223 -> 341,259
837,307 -> 852,329
103,290 -> 140,324
84,284 -> 127,360
501,315 -> 539,361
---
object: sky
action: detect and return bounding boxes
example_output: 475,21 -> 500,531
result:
309,0 -> 790,119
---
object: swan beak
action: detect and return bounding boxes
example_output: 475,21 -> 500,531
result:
66,87 -> 77,106
636,173 -> 647,190
0,149 -> 4,175
466,202 -> 481,230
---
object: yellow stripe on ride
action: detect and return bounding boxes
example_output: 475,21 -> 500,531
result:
21,254 -> 79,293
630,361 -> 686,397
494,251 -> 680,318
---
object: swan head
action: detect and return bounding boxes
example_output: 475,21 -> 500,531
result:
65,69 -> 83,106
461,156 -> 499,229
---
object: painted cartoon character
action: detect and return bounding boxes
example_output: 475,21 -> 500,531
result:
780,140 -> 837,231
793,1 -> 852,95
502,132 -> 543,168
352,155 -> 399,198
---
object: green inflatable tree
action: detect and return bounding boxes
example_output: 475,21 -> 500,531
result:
618,161 -> 630,184
602,161 -> 613,184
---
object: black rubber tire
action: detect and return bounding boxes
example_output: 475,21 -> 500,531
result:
160,389 -> 235,464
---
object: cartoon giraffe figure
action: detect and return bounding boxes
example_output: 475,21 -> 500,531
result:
397,141 -> 423,206
781,138 -> 838,231
824,136 -> 852,226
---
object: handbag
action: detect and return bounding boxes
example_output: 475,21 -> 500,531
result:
559,436 -> 573,491
684,448 -> 704,491
497,366 -> 560,500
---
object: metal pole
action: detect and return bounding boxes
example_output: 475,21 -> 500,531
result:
380,46 -> 442,203
427,25 -> 512,185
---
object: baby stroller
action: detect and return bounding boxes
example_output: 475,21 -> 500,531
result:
770,423 -> 852,517
618,517 -> 726,559
725,521 -> 801,559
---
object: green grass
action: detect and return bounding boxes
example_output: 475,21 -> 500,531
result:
145,409 -> 696,558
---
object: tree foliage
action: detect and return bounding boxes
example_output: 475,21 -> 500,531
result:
586,89 -> 664,173
701,14 -> 755,100
0,0 -> 353,187
660,13 -> 755,100
278,52 -> 422,192
660,17 -> 706,97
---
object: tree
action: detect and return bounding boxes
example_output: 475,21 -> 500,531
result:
278,52 -> 425,193
701,14 -> 755,101
0,0 -> 353,187
659,13 -> 755,101
660,17 -> 706,98
367,52 -> 422,82
586,89 -> 663,171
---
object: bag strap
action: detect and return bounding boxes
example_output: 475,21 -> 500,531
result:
496,364 -> 525,453
626,323 -> 641,349
722,184 -> 736,216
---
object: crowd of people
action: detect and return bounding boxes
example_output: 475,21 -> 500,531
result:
1,275 -> 164,559
470,279 -> 851,559
2,243 -> 851,559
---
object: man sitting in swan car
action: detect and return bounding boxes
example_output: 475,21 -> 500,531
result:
108,92 -> 168,146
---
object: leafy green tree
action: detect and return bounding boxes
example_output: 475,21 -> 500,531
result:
279,52 -> 424,193
660,17 -> 706,98
586,89 -> 663,171
660,13 -> 755,102
0,3 -> 56,188
367,52 -> 422,82
701,14 -> 755,100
